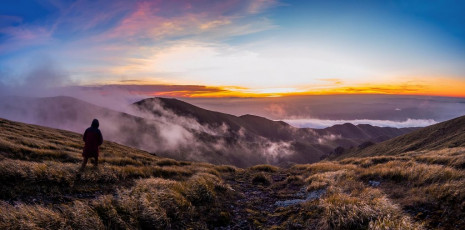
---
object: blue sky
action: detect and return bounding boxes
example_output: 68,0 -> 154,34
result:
1,0 -> 465,97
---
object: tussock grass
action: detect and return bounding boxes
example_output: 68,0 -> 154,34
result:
250,164 -> 279,172
305,170 -> 350,191
411,148 -> 465,169
0,172 -> 233,229
156,158 -> 181,166
101,157 -> 143,166
285,147 -> 465,229
285,175 -> 303,184
321,191 -> 404,229
359,161 -> 462,185
0,118 -> 235,229
292,161 -> 357,174
0,201 -> 67,229
340,156 -> 410,168
251,173 -> 271,186
214,165 -> 237,173
1,118 -> 464,229
277,161 -> 425,230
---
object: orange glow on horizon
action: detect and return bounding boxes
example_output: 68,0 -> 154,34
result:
145,84 -> 465,98
95,76 -> 465,98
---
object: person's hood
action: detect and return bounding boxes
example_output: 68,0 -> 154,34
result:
91,119 -> 99,128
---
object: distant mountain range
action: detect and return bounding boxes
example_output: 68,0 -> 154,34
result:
0,96 -> 417,167
330,114 -> 465,159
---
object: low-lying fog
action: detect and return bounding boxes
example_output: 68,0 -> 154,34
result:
183,95 -> 465,128
1,62 -> 465,166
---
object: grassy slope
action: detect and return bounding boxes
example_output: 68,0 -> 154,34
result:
1,118 -> 464,229
225,147 -> 465,229
338,115 -> 465,158
0,118 -> 237,229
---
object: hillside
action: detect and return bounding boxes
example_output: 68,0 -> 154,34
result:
0,96 -> 164,149
0,117 -> 238,229
317,123 -> 415,141
134,97 -> 297,141
134,97 -> 417,165
1,96 -> 417,167
1,118 -> 464,229
137,97 -> 416,142
337,115 -> 465,158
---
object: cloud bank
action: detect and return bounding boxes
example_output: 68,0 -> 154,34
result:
284,118 -> 438,129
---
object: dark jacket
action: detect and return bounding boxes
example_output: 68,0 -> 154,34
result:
82,120 -> 103,158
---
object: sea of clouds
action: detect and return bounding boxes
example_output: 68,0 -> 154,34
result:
283,118 -> 438,129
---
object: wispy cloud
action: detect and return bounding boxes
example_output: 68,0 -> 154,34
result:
4,0 -> 277,47
74,84 -> 231,97
2,0 -> 465,99
95,0 -> 277,45
1,0 -> 279,86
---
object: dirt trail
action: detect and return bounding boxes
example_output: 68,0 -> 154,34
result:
218,169 -> 308,229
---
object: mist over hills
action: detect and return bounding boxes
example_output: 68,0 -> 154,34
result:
0,96 -> 416,167
183,95 -> 465,123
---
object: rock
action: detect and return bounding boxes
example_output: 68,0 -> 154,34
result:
274,189 -> 326,207
368,180 -> 380,187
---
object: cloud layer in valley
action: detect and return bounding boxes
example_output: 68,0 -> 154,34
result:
284,118 -> 438,129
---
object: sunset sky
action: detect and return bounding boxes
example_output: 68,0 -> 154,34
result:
1,0 -> 465,97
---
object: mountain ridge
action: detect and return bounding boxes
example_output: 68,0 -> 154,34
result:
136,97 -> 417,142
0,96 -> 417,167
332,114 -> 465,159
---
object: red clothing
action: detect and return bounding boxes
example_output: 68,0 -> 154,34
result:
83,127 -> 103,158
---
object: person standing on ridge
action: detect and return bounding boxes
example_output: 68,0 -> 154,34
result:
80,119 -> 103,171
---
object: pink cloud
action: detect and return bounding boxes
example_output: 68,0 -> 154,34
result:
247,0 -> 278,13
98,0 -> 277,42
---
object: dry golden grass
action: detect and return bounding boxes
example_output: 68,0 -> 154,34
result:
1,118 -> 464,229
283,147 -> 465,229
249,164 -> 279,172
0,118 -> 235,229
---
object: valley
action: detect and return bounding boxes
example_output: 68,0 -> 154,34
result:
0,96 -> 416,167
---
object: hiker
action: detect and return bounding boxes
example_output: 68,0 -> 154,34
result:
80,119 -> 103,171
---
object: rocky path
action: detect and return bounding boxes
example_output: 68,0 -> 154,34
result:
218,169 -> 310,229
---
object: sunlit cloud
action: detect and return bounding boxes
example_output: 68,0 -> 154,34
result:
1,0 -> 465,98
284,118 -> 438,129
67,76 -> 465,99
89,0 -> 278,44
